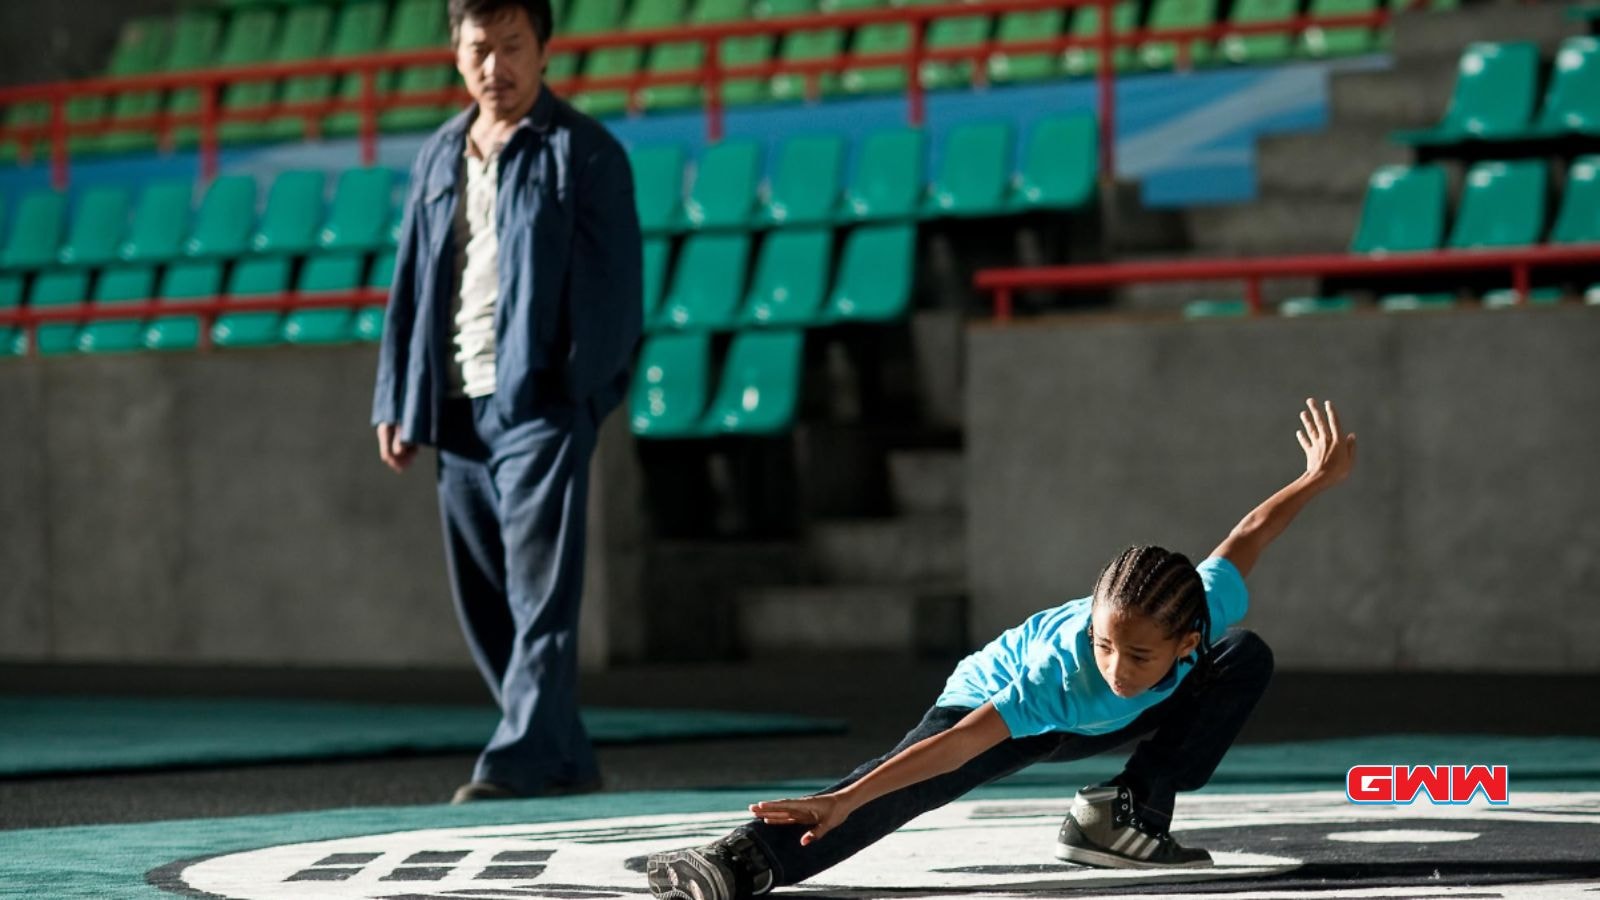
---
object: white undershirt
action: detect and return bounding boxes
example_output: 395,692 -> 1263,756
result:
449,137 -> 505,399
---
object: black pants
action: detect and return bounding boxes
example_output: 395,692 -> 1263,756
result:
743,627 -> 1274,887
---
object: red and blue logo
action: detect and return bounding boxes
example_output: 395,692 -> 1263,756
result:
1346,765 -> 1510,805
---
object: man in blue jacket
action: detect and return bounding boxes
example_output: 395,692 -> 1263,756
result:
371,0 -> 642,803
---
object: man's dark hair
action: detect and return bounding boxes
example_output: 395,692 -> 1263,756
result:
448,0 -> 554,47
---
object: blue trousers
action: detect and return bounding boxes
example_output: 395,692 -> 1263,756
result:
435,393 -> 600,794
744,627 -> 1274,887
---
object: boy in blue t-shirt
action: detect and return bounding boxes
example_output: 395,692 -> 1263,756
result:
649,399 -> 1358,899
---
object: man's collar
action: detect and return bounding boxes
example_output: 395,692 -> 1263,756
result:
441,84 -> 556,145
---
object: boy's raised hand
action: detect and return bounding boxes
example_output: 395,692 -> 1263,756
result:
1297,398 -> 1356,486
749,793 -> 851,846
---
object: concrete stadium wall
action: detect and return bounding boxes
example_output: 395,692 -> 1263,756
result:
966,307 -> 1600,673
0,347 -> 644,671
0,1 -> 183,88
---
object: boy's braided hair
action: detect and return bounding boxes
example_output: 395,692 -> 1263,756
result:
1091,545 -> 1213,666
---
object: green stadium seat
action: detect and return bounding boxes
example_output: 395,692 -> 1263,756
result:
222,2 -> 336,143
1482,287 -> 1563,308
284,252 -> 365,343
1183,299 -> 1251,318
719,0 -> 813,106
1011,115 -> 1097,211
700,328 -> 804,435
0,102 -> 49,165
178,4 -> 281,145
760,134 -> 845,227
1378,292 -> 1457,312
643,238 -> 670,325
630,331 -> 713,438
185,174 -> 257,258
26,270 -> 90,355
825,223 -> 913,322
77,266 -> 157,354
144,261 -> 225,351
920,9 -> 994,90
640,0 -> 748,111
320,168 -> 394,251
926,122 -> 1012,218
169,8 -> 248,148
687,140 -> 762,229
1447,160 -> 1546,249
379,0 -> 459,133
1350,164 -> 1446,254
574,0 -> 687,116
771,0 -> 879,100
1,191 -> 68,271
97,9 -> 221,154
0,275 -> 20,310
1063,2 -> 1139,78
1300,0 -> 1380,59
545,0 -> 627,87
657,233 -> 751,330
353,249 -> 395,341
299,0 -> 389,140
631,145 -> 688,234
841,128 -> 925,222
1139,0 -> 1218,69
63,16 -> 171,155
1551,157 -> 1600,244
1280,296 -> 1356,315
1392,43 -> 1540,145
252,170 -> 325,255
57,187 -> 131,269
741,228 -> 832,326
213,257 -> 293,348
1221,0 -> 1298,64
1586,283 -> 1600,305
843,0 -> 940,95
120,181 -> 194,264
987,10 -> 1065,84
1528,38 -> 1600,138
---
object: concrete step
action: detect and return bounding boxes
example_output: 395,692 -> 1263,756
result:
736,583 -> 968,656
1182,199 -> 1360,257
1255,125 -> 1411,200
887,448 -> 965,516
1327,65 -> 1457,130
1391,3 -> 1578,63
807,514 -> 965,585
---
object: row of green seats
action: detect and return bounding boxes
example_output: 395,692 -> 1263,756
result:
630,329 -> 804,437
559,0 -> 1450,117
0,0 -> 458,159
0,167 -> 398,273
0,251 -> 393,358
1185,287 -> 1599,319
1351,156 -> 1600,253
646,223 -> 911,331
631,116 -> 1097,234
1392,38 -> 1600,147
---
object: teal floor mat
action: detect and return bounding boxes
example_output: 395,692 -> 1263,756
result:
0,697 -> 844,777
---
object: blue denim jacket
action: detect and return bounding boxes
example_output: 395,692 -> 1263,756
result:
371,88 -> 643,445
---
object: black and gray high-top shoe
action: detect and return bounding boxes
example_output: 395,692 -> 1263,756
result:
647,830 -> 775,900
1054,784 -> 1213,869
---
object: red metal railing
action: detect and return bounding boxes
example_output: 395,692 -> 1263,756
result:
0,290 -> 387,354
973,245 -> 1600,320
0,0 -> 1406,189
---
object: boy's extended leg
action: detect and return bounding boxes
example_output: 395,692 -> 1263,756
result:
1055,627 -> 1275,868
648,705 -> 1064,898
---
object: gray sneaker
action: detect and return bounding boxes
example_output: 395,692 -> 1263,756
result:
1054,784 -> 1213,869
646,831 -> 775,900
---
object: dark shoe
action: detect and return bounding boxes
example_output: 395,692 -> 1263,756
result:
646,830 -> 774,900
451,781 -> 520,804
451,776 -> 605,805
1054,784 -> 1213,869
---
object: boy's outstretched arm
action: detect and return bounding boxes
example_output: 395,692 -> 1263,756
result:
1210,398 -> 1357,579
749,702 -> 1010,845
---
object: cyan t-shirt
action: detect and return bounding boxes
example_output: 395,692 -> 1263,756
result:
936,557 -> 1249,738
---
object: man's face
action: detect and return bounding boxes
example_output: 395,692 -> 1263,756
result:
455,8 -> 545,119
